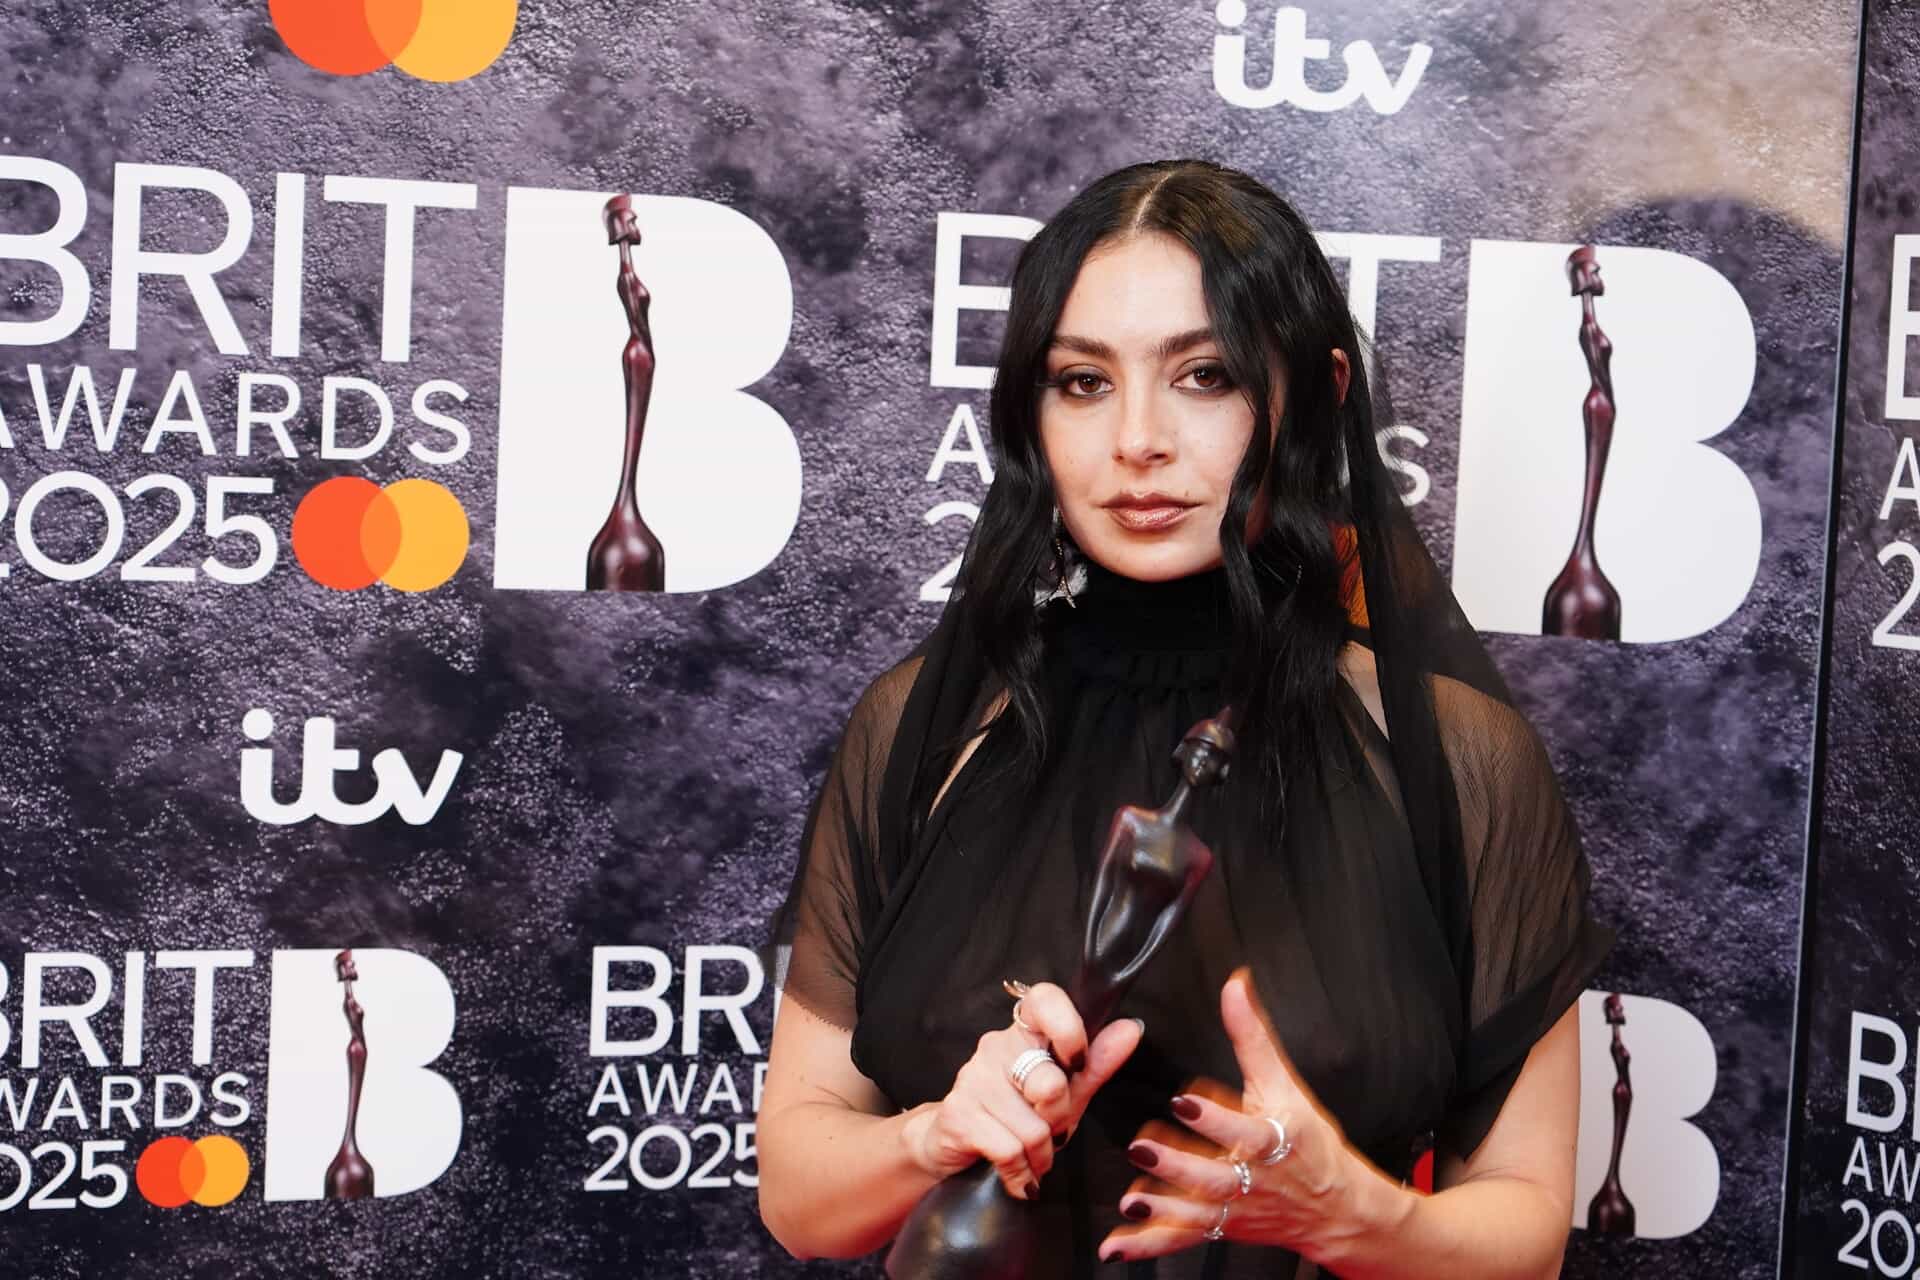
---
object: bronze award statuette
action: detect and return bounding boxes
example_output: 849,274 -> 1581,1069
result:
884,714 -> 1236,1280
585,193 -> 667,592
323,949 -> 376,1200
1587,992 -> 1636,1235
1541,244 -> 1623,640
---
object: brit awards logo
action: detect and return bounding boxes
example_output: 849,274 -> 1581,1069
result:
0,947 -> 462,1211
492,188 -> 801,594
262,948 -> 462,1201
1572,991 -> 1720,1238
1451,241 -> 1762,642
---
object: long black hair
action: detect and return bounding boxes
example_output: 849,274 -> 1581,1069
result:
951,158 -> 1414,815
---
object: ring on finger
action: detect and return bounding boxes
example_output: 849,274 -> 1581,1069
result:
1007,1047 -> 1055,1093
1009,999 -> 1038,1035
1257,1115 -> 1293,1165
1203,1200 -> 1230,1242
1227,1157 -> 1253,1198
1001,980 -> 1040,1035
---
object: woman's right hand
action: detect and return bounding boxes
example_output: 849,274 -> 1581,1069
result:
900,982 -> 1145,1200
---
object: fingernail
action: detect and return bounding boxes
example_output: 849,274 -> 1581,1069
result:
1053,1130 -> 1070,1149
1171,1094 -> 1203,1121
1128,1016 -> 1147,1037
1069,1051 -> 1088,1074
1123,1199 -> 1152,1221
1126,1141 -> 1158,1169
1025,1181 -> 1040,1201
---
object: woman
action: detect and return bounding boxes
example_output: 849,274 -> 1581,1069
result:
760,159 -> 1611,1277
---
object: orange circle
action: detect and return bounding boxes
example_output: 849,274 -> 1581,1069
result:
190,1136 -> 251,1207
135,1137 -> 195,1208
392,0 -> 519,83
379,478 -> 469,591
293,477 -> 386,590
269,0 -> 423,76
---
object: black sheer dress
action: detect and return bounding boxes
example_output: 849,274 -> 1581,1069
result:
779,561 -> 1611,1278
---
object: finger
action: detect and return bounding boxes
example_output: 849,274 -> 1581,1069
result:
1123,1137 -> 1244,1202
980,1077 -> 1055,1187
959,1096 -> 1040,1200
1068,1017 -> 1144,1112
1221,968 -> 1294,1097
1099,1222 -> 1194,1264
1169,1091 -> 1279,1162
1119,1189 -> 1222,1234
1020,982 -> 1089,1073
1099,1194 -> 1223,1262
1017,1057 -> 1074,1135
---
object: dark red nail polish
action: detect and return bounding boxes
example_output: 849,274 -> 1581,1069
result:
1171,1094 -> 1203,1121
1123,1200 -> 1152,1221
1126,1141 -> 1158,1169
1025,1181 -> 1040,1201
1053,1130 -> 1069,1149
1069,1051 -> 1088,1074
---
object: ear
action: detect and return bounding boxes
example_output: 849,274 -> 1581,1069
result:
1330,348 -> 1351,407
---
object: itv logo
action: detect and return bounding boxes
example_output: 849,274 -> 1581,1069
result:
1211,2 -> 1432,115
238,708 -> 463,827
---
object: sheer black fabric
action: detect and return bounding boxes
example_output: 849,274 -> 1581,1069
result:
775,542 -> 1610,1277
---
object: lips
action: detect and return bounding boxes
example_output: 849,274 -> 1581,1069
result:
1101,493 -> 1198,533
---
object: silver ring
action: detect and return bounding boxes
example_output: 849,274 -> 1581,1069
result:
1257,1115 -> 1293,1165
1228,1157 -> 1253,1198
1002,980 -> 1042,1036
1203,1199 -> 1230,1241
1007,1047 -> 1054,1093
1011,1000 -> 1038,1035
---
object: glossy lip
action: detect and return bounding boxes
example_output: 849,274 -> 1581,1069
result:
1101,491 -> 1199,533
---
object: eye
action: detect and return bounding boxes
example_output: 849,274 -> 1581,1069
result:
1177,363 -> 1234,393
1044,368 -> 1111,398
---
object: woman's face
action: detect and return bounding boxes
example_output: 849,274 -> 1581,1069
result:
1038,233 -> 1272,582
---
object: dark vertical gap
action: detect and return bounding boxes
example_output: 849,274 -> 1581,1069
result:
1777,3 -> 1874,1275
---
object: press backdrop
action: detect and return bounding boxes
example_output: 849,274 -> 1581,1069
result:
0,2 -> 1871,1277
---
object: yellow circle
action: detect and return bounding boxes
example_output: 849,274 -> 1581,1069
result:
392,0 -> 518,83
380,478 -> 470,592
189,1135 -> 250,1207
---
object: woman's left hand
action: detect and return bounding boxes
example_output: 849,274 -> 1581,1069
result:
1099,968 -> 1375,1265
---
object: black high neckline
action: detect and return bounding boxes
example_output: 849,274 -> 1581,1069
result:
1065,559 -> 1235,654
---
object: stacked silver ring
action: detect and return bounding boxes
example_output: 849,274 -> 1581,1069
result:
1229,1157 -> 1253,1198
1007,1047 -> 1054,1093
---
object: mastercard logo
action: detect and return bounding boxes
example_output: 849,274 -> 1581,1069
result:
268,0 -> 519,82
135,1135 -> 250,1208
292,477 -> 470,592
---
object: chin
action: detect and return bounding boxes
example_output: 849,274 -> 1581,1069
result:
1085,542 -> 1223,582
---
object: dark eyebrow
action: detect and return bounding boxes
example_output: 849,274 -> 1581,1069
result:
1048,326 -> 1217,362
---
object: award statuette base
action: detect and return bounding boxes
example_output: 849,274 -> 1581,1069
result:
885,1162 -> 1038,1280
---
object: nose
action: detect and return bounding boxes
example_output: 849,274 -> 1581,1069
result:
1113,386 -> 1174,468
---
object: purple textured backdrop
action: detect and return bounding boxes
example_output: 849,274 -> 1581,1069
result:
1791,3 -> 1920,1276
0,2 -> 1856,1276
